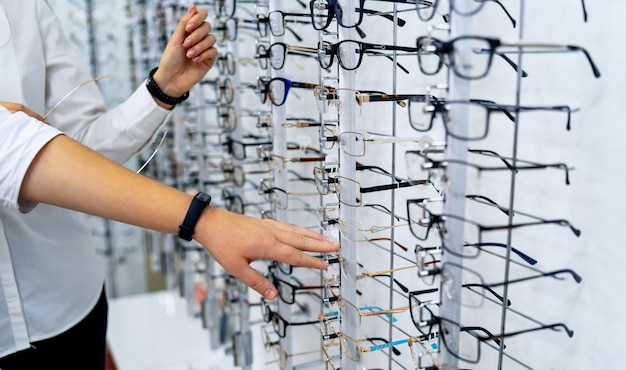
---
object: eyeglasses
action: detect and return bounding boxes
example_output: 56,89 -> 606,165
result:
409,99 -> 577,141
259,11 -> 311,38
406,196 -> 581,250
317,39 -> 417,72
325,254 -> 420,289
416,0 -> 515,25
416,35 -> 601,80
215,52 -> 254,76
225,137 -> 272,160
270,274 -> 325,304
261,325 -> 321,370
220,187 -> 268,215
415,299 -> 574,364
320,129 -> 434,157
259,180 -> 319,210
256,77 -> 319,106
200,77 -> 236,105
418,262 -> 581,311
220,160 -> 271,187
256,148 -> 327,170
308,0 -> 415,31
255,42 -> 321,70
409,335 -> 468,370
407,147 -> 573,185
314,166 -> 431,207
319,316 -> 417,364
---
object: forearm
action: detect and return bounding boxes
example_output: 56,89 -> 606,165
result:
20,134 -> 190,233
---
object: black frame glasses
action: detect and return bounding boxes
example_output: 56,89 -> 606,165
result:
416,35 -> 601,80
408,98 -> 577,141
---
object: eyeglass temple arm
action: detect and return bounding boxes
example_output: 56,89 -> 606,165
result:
361,50 -> 411,74
484,0 -> 517,28
478,322 -> 574,342
493,51 -> 528,77
361,8 -> 406,27
360,179 -> 430,194
462,283 -> 511,306
484,268 -> 582,289
498,41 -> 601,78
466,241 -> 538,265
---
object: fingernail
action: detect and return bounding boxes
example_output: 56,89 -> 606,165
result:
186,49 -> 197,58
185,23 -> 194,32
183,37 -> 192,47
263,288 -> 276,300
188,4 -> 195,14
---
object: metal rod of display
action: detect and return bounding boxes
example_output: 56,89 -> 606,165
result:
437,8 -> 472,369
498,1 -> 526,368
267,0 -> 293,369
337,2 -> 358,370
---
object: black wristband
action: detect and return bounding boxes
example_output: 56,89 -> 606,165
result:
178,192 -> 212,241
146,67 -> 190,106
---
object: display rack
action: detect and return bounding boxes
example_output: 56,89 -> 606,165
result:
90,0 -> 597,368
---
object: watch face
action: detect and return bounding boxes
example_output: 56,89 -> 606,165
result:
197,192 -> 212,203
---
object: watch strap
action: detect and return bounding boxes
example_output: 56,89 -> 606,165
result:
178,192 -> 212,241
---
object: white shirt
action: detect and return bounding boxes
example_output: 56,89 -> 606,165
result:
0,0 -> 171,357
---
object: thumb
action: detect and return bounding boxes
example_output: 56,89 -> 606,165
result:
236,265 -> 278,301
169,4 -> 198,44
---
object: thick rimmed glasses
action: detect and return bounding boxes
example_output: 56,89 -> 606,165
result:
309,0 -> 417,30
408,99 -> 577,141
416,35 -> 601,79
255,42 -> 323,70
226,137 -> 272,160
257,77 -> 319,106
317,39 -> 417,72
270,275 -> 325,304
259,11 -> 312,37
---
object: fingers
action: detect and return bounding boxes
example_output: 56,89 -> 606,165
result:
233,263 -> 278,300
0,101 -> 46,123
269,241 -> 334,270
185,33 -> 217,63
268,220 -> 339,251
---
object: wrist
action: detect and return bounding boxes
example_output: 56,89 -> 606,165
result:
146,67 -> 189,108
178,192 -> 212,241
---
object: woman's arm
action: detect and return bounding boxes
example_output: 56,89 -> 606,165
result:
19,134 -> 338,300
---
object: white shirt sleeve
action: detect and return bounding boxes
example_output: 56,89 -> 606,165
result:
0,108 -> 63,212
37,1 -> 171,164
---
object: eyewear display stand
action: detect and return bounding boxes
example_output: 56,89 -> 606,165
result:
114,0 -> 594,369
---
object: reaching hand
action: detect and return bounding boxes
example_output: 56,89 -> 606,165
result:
194,207 -> 340,300
0,101 -> 47,123
153,4 -> 217,100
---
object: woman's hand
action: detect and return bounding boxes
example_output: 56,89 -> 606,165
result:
0,101 -> 46,123
194,207 -> 340,300
152,4 -> 217,106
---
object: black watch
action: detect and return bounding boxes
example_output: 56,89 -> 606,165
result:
178,192 -> 212,241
